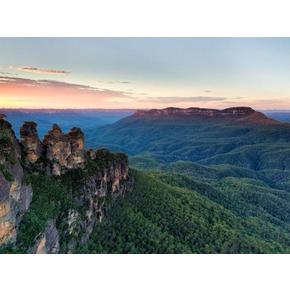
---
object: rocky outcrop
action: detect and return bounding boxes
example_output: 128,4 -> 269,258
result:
63,148 -> 132,252
20,121 -> 44,163
29,220 -> 60,254
21,123 -> 86,175
134,106 -> 278,124
1,117 -> 132,252
0,117 -> 33,246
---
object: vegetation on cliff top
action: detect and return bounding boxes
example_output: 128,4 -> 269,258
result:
76,170 -> 290,254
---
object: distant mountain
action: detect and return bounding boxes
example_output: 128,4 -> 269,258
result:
0,108 -> 134,139
264,110 -> 290,123
134,106 -> 278,125
81,106 -> 290,253
87,106 -> 290,170
2,106 -> 290,253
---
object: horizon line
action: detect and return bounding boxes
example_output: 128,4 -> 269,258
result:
0,107 -> 290,112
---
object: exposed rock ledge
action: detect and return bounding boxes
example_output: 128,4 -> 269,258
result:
0,116 -> 133,252
133,106 -> 279,124
21,122 -> 85,175
0,117 -> 33,246
29,220 -> 60,254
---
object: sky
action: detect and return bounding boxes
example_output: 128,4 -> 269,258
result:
0,38 -> 290,110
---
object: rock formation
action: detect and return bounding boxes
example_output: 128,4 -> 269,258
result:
21,123 -> 86,175
0,117 -> 33,246
29,220 -> 60,254
20,121 -> 44,163
63,148 -> 131,252
0,116 -> 132,252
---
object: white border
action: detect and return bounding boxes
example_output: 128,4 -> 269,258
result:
1,254 -> 289,290
0,0 -> 290,36
1,1 -> 290,289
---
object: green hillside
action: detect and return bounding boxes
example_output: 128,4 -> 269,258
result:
77,170 -> 290,253
3,107 -> 290,253
87,114 -> 290,170
82,110 -> 290,253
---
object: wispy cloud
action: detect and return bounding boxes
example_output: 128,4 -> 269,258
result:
0,71 -> 18,76
140,96 -> 226,103
16,66 -> 71,75
0,76 -> 133,100
97,80 -> 131,84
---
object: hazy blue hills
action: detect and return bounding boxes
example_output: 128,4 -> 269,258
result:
87,107 -> 290,170
264,110 -> 290,123
1,108 -> 133,138
2,106 -> 290,253
77,170 -> 290,253
71,106 -> 290,253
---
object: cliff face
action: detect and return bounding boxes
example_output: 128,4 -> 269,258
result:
29,220 -> 60,254
0,116 -> 132,252
21,122 -> 85,175
63,149 -> 131,252
0,116 -> 33,246
133,106 -> 278,124
20,121 -> 44,163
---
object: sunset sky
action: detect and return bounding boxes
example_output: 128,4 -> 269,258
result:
1,38 -> 290,109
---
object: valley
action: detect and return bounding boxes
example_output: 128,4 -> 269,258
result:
1,106 -> 290,253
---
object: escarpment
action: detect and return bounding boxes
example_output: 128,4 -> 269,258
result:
133,106 -> 278,124
61,148 -> 131,252
0,116 -> 132,252
21,122 -> 86,175
0,115 -> 33,246
20,121 -> 44,163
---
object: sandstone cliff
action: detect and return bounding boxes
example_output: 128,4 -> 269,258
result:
0,116 -> 132,253
21,122 -> 86,175
63,148 -> 131,252
29,220 -> 60,254
133,106 -> 278,124
0,115 -> 33,246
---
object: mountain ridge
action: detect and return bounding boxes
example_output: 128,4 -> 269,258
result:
133,106 -> 279,125
0,115 -> 132,253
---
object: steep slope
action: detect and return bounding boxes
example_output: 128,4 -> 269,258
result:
77,170 -> 290,253
87,106 -> 290,170
0,115 -> 33,246
0,116 -> 132,253
2,106 -> 290,253
78,106 -> 290,253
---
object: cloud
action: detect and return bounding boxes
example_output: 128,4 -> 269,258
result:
126,91 -> 148,96
0,76 -> 133,100
140,96 -> 226,103
97,80 -> 131,84
0,71 -> 18,76
0,76 -> 228,108
16,66 -> 70,75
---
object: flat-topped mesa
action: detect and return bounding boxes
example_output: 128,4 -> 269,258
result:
134,106 -> 257,118
221,107 -> 255,115
20,121 -> 44,163
133,106 -> 279,125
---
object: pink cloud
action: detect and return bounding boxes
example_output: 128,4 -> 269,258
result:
0,76 -> 136,108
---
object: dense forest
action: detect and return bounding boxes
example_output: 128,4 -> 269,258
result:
2,107 -> 290,253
